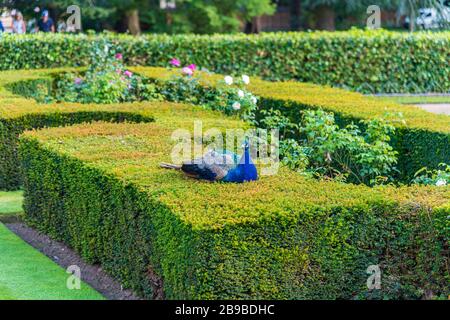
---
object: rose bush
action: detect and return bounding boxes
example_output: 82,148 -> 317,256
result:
52,41 -> 161,104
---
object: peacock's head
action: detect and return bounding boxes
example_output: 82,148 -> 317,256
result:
241,138 -> 250,151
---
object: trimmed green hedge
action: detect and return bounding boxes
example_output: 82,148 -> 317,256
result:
0,69 -> 156,190
0,30 -> 449,93
1,68 -> 448,299
0,111 -> 154,190
19,121 -> 449,299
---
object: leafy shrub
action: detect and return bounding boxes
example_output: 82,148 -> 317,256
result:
52,42 -> 161,104
7,78 -> 54,104
134,66 -> 399,186
300,109 -> 399,185
160,60 -> 258,122
413,163 -> 450,186
258,108 -> 298,138
210,74 -> 258,123
159,72 -> 203,105
256,108 -> 399,185
257,109 -> 309,171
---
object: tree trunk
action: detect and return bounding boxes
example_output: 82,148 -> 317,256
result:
244,21 -> 252,34
291,0 -> 302,30
126,9 -> 141,35
409,10 -> 415,32
313,4 -> 335,31
166,12 -> 173,27
245,17 -> 262,34
251,16 -> 262,33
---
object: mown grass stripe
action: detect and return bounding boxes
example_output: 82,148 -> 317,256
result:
0,223 -> 103,300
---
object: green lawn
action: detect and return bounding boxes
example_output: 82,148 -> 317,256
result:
0,191 -> 24,215
376,95 -> 450,105
0,190 -> 103,299
0,222 -> 104,300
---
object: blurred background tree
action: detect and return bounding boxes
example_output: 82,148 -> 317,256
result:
395,0 -> 450,31
146,0 -> 275,34
301,0 -> 395,30
1,0 -> 274,34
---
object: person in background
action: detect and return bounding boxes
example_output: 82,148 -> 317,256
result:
0,19 -> 4,33
12,11 -> 26,34
36,10 -> 55,33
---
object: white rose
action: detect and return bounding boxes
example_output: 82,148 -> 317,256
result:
224,76 -> 233,85
237,90 -> 245,98
242,75 -> 250,85
232,102 -> 241,110
436,179 -> 447,187
251,96 -> 257,104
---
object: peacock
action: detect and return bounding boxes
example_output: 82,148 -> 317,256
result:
160,141 -> 258,183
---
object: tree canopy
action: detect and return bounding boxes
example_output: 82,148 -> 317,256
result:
1,0 -> 447,33
1,0 -> 275,34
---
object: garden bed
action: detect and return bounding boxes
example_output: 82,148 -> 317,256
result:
135,67 -> 450,181
19,120 -> 449,299
5,67 -> 450,184
0,67 -> 448,299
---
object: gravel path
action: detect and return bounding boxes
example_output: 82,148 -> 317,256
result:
415,104 -> 450,115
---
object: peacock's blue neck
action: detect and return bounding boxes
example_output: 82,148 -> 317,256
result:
223,146 -> 258,183
241,147 -> 251,165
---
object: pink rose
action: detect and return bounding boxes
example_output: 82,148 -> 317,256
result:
123,70 -> 133,78
170,58 -> 181,67
182,67 -> 193,76
74,77 -> 83,85
115,53 -> 123,60
187,64 -> 196,71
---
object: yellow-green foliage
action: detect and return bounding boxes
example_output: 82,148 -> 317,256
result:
1,68 -> 448,299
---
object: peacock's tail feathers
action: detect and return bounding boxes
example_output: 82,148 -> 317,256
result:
160,163 -> 182,170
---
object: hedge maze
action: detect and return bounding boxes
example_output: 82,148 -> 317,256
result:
1,65 -> 448,299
